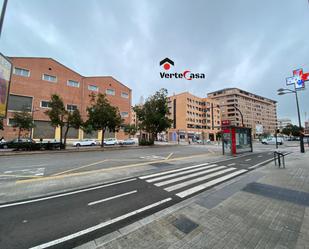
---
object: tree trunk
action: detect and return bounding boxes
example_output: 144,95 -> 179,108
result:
63,125 -> 70,150
18,128 -> 21,139
101,129 -> 105,148
60,125 -> 63,149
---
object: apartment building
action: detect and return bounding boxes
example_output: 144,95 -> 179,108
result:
277,118 -> 292,131
0,57 -> 131,141
167,92 -> 221,142
207,88 -> 277,137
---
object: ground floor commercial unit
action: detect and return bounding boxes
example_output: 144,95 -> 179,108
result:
167,128 -> 219,142
1,120 -> 127,143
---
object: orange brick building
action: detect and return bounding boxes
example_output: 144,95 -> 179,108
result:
0,57 -> 132,141
167,92 -> 221,142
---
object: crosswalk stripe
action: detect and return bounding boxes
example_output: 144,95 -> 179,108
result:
154,166 -> 226,187
164,168 -> 236,192
176,169 -> 247,198
146,164 -> 218,183
139,163 -> 209,179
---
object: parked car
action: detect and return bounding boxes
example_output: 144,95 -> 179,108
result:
261,137 -> 283,145
0,138 -> 36,149
120,138 -> 136,145
104,138 -> 119,146
73,139 -> 97,147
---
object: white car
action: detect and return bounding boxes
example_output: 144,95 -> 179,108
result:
261,137 -> 283,145
104,138 -> 118,145
73,139 -> 97,147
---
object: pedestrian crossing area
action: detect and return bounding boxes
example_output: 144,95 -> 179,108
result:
139,162 -> 247,198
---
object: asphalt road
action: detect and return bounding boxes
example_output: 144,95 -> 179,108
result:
0,151 -> 278,249
0,145 -> 215,181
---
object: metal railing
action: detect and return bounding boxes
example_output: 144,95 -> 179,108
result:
274,151 -> 285,168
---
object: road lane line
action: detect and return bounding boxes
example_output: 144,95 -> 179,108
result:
0,174 -> 43,178
164,168 -> 236,192
176,169 -> 247,198
227,163 -> 236,166
165,152 -> 174,160
245,159 -> 251,162
0,178 -> 137,209
147,164 -> 218,183
258,155 -> 263,158
154,166 -> 226,187
29,198 -> 172,249
52,159 -> 109,176
88,190 -> 137,206
248,158 -> 274,169
139,163 -> 210,180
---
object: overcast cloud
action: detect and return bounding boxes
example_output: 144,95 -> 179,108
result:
1,0 -> 309,124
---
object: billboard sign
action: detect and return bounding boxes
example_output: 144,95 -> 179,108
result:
255,124 -> 263,135
286,68 -> 309,90
0,53 -> 12,118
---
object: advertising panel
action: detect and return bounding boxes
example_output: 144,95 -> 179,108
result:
0,53 -> 12,118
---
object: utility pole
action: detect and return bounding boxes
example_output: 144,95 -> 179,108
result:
0,0 -> 8,38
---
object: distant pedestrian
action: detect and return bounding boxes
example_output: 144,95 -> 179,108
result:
0,136 -> 4,142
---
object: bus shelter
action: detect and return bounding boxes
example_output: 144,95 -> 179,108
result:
222,126 -> 253,155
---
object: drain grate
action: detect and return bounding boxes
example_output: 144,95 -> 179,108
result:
243,182 -> 309,206
172,216 -> 199,234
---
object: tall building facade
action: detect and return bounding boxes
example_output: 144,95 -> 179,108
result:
207,88 -> 277,137
167,92 -> 221,142
277,118 -> 292,131
0,57 -> 132,141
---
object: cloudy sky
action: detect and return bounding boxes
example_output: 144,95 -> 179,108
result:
1,0 -> 309,124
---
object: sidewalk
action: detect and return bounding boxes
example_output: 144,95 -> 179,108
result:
78,151 -> 309,249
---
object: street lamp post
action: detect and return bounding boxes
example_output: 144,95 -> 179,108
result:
278,87 -> 305,153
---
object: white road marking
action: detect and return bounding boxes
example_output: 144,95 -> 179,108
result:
146,164 -> 218,183
139,163 -> 209,179
245,159 -> 251,162
3,167 -> 45,175
154,166 -> 226,187
0,178 -> 137,209
227,163 -> 236,166
258,155 -> 263,158
164,168 -> 236,192
29,198 -> 172,249
139,155 -> 166,160
88,190 -> 137,206
248,158 -> 274,169
176,169 -> 247,198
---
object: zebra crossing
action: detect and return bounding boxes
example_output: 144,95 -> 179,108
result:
139,162 -> 247,198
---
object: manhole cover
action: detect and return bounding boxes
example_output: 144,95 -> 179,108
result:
172,216 -> 199,234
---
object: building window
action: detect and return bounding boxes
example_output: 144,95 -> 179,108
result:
13,67 -> 30,77
67,80 -> 80,88
121,92 -> 129,98
7,118 -> 17,126
41,101 -> 51,108
121,111 -> 129,117
67,104 -> 77,112
106,89 -> 115,96
8,94 -> 33,111
43,74 -> 57,82
88,85 -> 99,91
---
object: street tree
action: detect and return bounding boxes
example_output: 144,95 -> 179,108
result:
45,94 -> 83,148
63,109 -> 83,148
124,124 -> 137,138
11,109 -> 34,139
0,117 -> 3,130
87,93 -> 122,147
281,124 -> 303,137
134,88 -> 172,142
